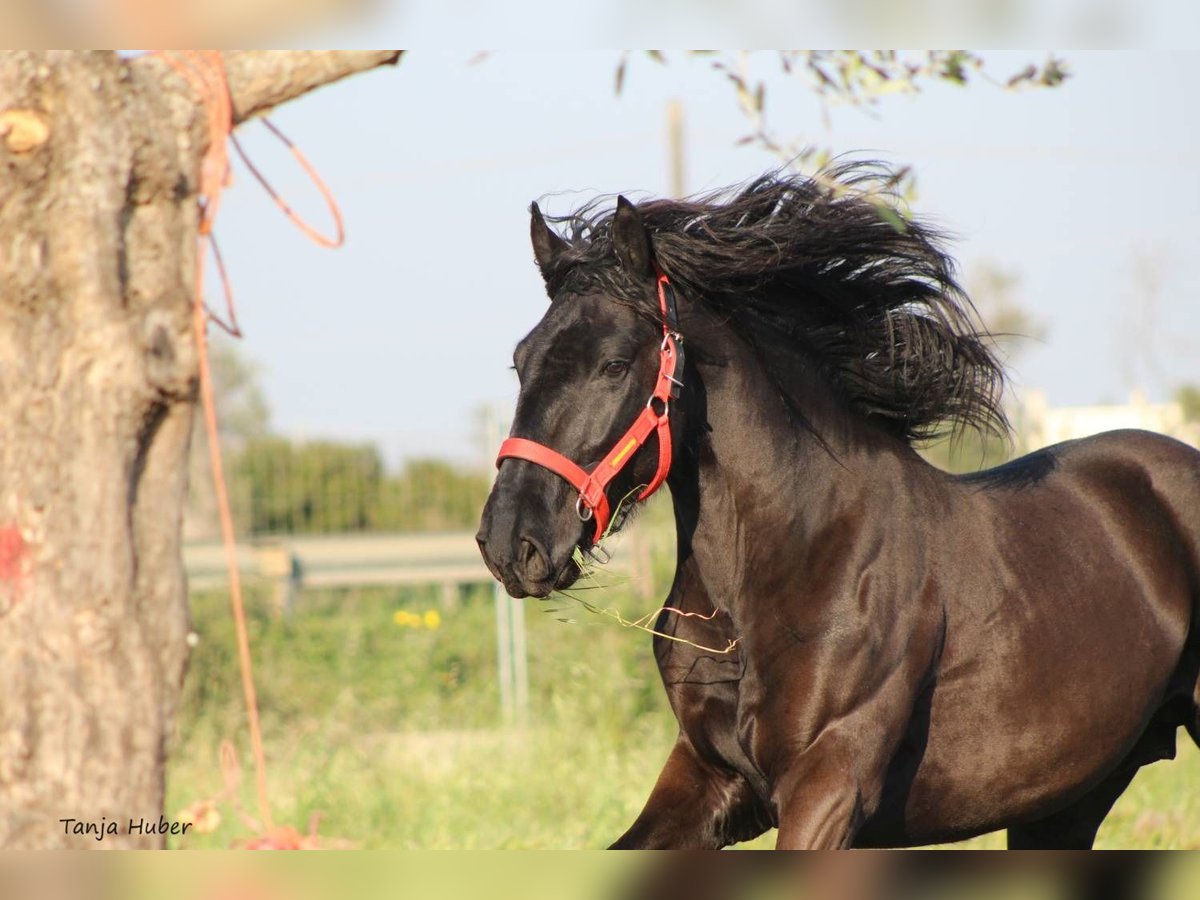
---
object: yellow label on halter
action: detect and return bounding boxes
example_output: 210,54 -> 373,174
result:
611,438 -> 639,467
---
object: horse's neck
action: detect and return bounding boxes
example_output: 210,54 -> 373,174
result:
669,330 -> 924,610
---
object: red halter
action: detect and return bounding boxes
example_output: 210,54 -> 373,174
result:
496,269 -> 685,543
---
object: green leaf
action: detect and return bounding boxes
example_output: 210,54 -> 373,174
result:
1040,57 -> 1070,87
875,203 -> 908,234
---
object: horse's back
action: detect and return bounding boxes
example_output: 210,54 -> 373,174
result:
965,427 -> 1200,497
965,428 -> 1200,589
1056,427 -> 1200,486
1038,428 -> 1200,582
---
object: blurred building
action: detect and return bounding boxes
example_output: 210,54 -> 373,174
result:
1018,389 -> 1200,452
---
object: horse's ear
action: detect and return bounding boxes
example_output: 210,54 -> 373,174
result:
530,201 -> 568,289
612,195 -> 653,279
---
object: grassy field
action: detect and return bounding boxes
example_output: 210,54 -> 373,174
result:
166,515 -> 1200,850
167,575 -> 678,849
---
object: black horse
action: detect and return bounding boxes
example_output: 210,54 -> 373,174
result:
476,163 -> 1200,849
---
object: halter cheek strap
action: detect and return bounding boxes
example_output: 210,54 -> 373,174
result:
496,268 -> 684,543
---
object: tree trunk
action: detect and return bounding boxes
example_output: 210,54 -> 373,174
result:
0,49 -> 398,849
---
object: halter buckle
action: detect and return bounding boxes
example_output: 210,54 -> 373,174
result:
587,544 -> 613,566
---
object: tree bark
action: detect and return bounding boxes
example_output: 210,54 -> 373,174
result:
0,50 -> 398,849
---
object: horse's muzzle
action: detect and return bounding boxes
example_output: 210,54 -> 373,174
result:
476,478 -> 582,598
475,533 -> 549,598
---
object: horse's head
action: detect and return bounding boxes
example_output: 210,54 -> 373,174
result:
477,197 -> 685,599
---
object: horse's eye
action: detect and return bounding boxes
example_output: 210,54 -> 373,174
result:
602,360 -> 629,378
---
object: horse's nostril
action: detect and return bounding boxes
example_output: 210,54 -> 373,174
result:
519,537 -> 551,584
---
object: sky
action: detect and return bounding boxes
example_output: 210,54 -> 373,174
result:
314,2 -> 1200,49
211,50 -> 1200,467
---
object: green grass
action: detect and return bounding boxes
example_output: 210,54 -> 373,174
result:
167,576 -> 678,849
166,513 -> 1200,849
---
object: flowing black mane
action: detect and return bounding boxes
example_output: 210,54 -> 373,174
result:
541,162 -> 1008,444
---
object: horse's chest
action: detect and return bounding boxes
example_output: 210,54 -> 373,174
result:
657,636 -> 776,799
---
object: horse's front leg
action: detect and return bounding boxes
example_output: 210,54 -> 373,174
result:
611,733 -> 765,849
767,654 -> 933,849
771,729 -> 876,849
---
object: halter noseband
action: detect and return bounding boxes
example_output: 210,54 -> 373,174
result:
495,268 -> 685,543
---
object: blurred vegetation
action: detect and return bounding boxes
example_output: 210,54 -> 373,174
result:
920,427 -> 1013,475
1176,384 -> 1200,425
232,441 -> 488,535
188,337 -> 489,537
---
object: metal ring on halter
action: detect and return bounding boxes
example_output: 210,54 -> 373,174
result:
647,396 -> 669,417
575,494 -> 594,521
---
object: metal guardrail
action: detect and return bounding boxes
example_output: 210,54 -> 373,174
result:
184,530 -> 644,600
184,531 -> 493,591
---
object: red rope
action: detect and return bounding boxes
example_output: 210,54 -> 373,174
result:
156,50 -> 347,840
231,119 -> 345,249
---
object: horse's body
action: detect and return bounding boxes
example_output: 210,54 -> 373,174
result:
613,324 -> 1200,848
477,165 -> 1200,848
